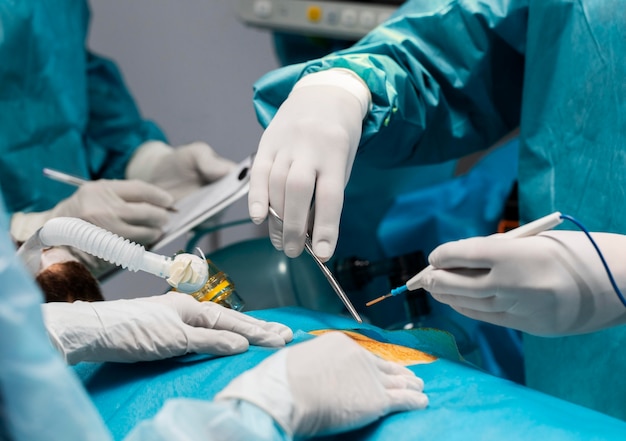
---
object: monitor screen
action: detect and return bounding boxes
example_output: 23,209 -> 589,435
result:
334,0 -> 405,4
322,0 -> 405,3
238,0 -> 405,40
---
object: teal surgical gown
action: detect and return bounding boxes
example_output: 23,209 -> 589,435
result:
252,0 -> 626,420
0,1 -> 166,214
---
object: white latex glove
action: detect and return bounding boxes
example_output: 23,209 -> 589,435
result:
10,179 -> 174,245
248,69 -> 371,262
42,292 -> 293,365
215,332 -> 428,438
418,230 -> 626,336
126,140 -> 236,201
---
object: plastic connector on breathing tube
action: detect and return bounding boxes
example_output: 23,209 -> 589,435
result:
37,217 -> 208,293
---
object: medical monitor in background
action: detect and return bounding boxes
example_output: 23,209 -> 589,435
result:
237,0 -> 404,40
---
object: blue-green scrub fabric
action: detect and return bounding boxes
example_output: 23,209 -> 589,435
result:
252,0 -> 626,420
0,0 -> 166,214
75,306 -> 626,441
0,194 -> 112,441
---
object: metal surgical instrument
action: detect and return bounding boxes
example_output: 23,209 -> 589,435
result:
268,206 -> 363,323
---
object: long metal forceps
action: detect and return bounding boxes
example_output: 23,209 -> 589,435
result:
268,206 -> 363,323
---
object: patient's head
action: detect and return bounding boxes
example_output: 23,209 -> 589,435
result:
35,247 -> 104,303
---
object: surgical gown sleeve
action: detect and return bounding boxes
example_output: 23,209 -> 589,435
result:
0,197 -> 112,441
84,51 -> 168,180
124,399 -> 290,441
253,0 -> 528,167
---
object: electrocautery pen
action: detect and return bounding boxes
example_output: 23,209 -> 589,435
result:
366,211 -> 565,307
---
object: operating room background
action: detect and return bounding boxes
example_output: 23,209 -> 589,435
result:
87,1 -> 524,383
88,0 -> 280,299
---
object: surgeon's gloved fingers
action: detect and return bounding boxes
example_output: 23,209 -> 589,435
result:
183,300 -> 293,346
375,361 -> 425,388
431,291 -> 516,313
216,332 -> 428,438
221,311 -> 293,343
266,155 -> 306,258
209,308 -> 291,347
309,175 -> 344,262
372,357 -> 426,391
105,180 -> 175,210
386,389 -> 430,412
419,268 -> 491,297
428,237 -> 500,269
262,322 -> 294,343
217,319 -> 286,347
50,179 -> 175,245
372,356 -> 415,375
248,156 -> 272,224
116,202 -> 171,227
379,371 -> 425,390
282,170 -> 315,259
266,150 -> 290,208
193,144 -> 237,181
93,208 -> 167,244
372,358 -> 428,411
78,207 -> 166,245
285,332 -> 429,436
184,327 -> 250,355
449,306 -> 513,330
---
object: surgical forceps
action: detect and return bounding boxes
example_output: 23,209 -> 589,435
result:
268,206 -> 363,323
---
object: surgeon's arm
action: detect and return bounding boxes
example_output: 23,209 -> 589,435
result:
9,52 -> 172,246
0,206 -> 113,441
249,0 -> 528,261
124,399 -> 288,441
84,51 -> 167,180
254,0 -> 528,166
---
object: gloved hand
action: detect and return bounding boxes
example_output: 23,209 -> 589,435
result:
10,179 -> 174,245
41,292 -> 293,364
248,69 -> 371,262
126,140 -> 236,201
215,332 -> 428,438
419,230 -> 626,336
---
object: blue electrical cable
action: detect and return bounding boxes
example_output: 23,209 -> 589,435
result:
560,213 -> 626,308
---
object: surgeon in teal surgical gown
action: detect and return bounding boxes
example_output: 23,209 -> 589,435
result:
0,1 -> 234,256
247,0 -> 626,419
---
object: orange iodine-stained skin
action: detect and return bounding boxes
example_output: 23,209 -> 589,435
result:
309,329 -> 437,366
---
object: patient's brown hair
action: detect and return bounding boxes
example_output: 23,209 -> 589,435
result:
36,261 -> 104,303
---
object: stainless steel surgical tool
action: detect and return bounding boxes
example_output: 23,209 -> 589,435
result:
268,206 -> 363,323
